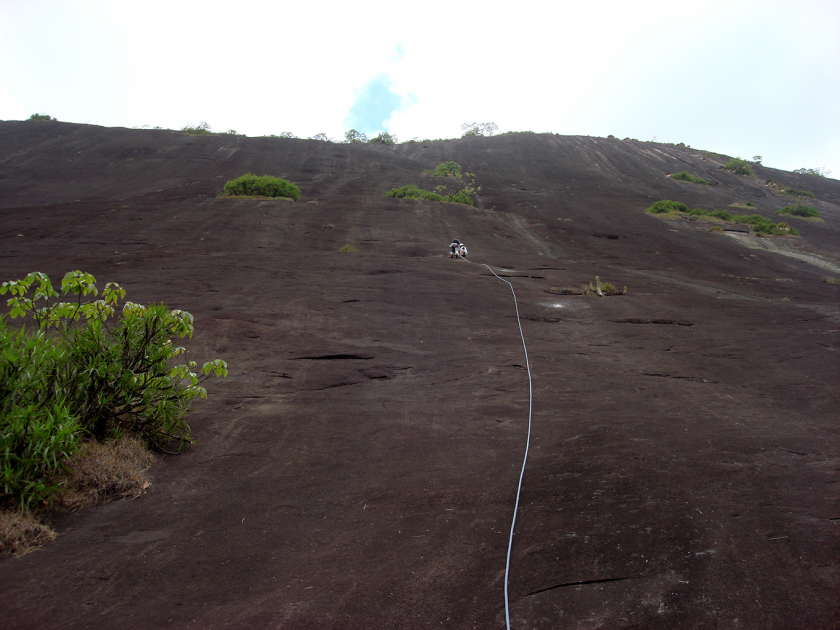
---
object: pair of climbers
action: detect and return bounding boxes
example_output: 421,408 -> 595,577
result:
448,239 -> 468,259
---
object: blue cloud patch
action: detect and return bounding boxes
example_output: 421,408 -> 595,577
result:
345,74 -> 403,136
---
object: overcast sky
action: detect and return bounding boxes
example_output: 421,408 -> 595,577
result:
2,0 -> 838,177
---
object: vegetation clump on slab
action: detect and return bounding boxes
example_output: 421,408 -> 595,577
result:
720,158 -> 755,177
427,161 -> 463,178
645,200 -> 798,235
549,276 -> 627,296
782,186 -> 815,198
793,167 -> 831,178
222,173 -> 300,201
28,113 -> 56,121
672,172 -> 710,185
646,200 -> 689,214
385,176 -> 477,206
776,204 -> 820,219
731,214 -> 797,235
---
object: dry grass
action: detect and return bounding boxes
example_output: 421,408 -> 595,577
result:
0,510 -> 56,557
1,435 -> 154,557
53,434 -> 154,511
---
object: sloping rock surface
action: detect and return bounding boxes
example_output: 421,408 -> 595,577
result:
1,121 -> 839,629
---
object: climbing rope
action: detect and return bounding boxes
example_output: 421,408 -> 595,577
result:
456,253 -> 532,630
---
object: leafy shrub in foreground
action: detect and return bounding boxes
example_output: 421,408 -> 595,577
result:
777,204 -> 820,218
672,172 -> 710,185
712,209 -> 733,220
223,173 -> 300,201
646,200 -> 689,214
0,271 -> 227,508
720,158 -> 754,177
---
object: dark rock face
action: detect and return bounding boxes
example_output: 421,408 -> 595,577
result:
1,122 -> 838,629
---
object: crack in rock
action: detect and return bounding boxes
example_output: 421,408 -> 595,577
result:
525,576 -> 631,598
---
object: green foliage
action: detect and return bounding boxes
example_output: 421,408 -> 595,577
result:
310,133 -> 332,142
461,122 -> 498,137
28,114 -> 56,121
344,129 -> 368,144
338,244 -> 356,253
429,161 -> 462,178
746,201 -> 755,206
777,204 -> 820,218
369,132 -> 397,144
181,122 -> 214,135
385,185 -> 474,206
0,322 -> 82,509
793,167 -> 831,178
753,155 -> 763,164
732,214 -> 797,235
712,209 -> 733,220
646,200 -> 689,214
223,173 -> 300,201
720,158 -> 755,177
782,186 -> 815,198
672,172 -> 710,185
0,271 -> 227,508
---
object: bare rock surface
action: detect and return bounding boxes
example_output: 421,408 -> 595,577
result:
1,121 -> 839,629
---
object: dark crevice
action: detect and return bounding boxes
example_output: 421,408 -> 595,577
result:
614,318 -> 694,326
312,381 -> 362,391
525,576 -> 630,598
291,354 -> 373,361
523,316 -> 560,323
644,372 -> 716,383
269,371 -> 293,378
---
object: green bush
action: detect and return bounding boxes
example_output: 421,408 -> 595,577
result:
672,172 -> 710,185
28,114 -> 56,122
777,204 -> 820,218
182,122 -> 214,135
223,173 -> 300,201
793,167 -> 831,178
732,214 -> 797,235
688,207 -> 709,216
646,200 -> 689,214
369,132 -> 397,144
430,161 -> 462,178
0,272 -> 227,509
712,209 -> 733,220
385,184 -> 473,206
782,186 -> 815,198
1,322 -> 82,509
721,158 -> 754,177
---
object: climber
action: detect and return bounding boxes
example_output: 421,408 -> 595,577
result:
449,239 -> 461,258
459,243 -> 468,258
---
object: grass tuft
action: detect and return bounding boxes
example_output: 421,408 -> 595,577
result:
0,510 -> 56,557
52,435 -> 153,511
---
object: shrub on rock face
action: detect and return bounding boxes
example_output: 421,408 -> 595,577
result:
672,172 -> 710,185
430,161 -> 462,178
223,174 -> 300,201
720,158 -> 754,177
646,200 -> 689,214
28,113 -> 56,121
777,204 -> 820,218
385,184 -> 474,206
712,209 -> 733,220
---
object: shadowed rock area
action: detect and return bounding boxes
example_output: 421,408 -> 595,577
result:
1,121 -> 838,629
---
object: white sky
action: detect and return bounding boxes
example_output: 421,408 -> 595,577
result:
2,0 -> 838,176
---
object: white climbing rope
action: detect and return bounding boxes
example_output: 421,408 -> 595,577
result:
457,253 -> 533,630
